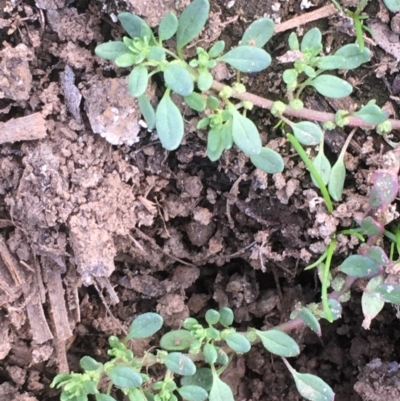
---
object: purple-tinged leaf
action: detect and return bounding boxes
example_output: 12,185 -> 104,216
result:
369,171 -> 399,209
367,246 -> 391,267
359,216 -> 384,236
371,283 -> 400,305
362,276 -> 385,330
339,255 -> 381,278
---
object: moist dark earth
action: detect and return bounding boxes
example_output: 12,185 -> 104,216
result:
1,0 -> 400,400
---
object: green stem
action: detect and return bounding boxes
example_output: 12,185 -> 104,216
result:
339,229 -> 365,242
304,249 -> 328,270
286,133 -> 334,213
322,237 -> 336,323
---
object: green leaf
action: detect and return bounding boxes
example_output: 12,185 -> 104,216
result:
138,95 -> 156,130
50,373 -> 72,388
96,395 -> 117,401
225,332 -> 251,353
316,55 -> 346,70
310,75 -> 352,98
181,368 -> 213,391
353,104 -> 388,125
127,312 -> 163,340
288,32 -> 299,51
339,255 -> 381,278
95,41 -> 129,61
198,70 -> 213,91
160,329 -> 196,351
291,370 -> 335,401
128,388 -> 147,401
184,92 -> 206,111
256,329 -> 300,357
203,343 -> 218,364
283,69 -> 298,85
359,216 -> 384,236
159,12 -> 178,41
304,66 -> 317,78
362,275 -> 385,329
156,91 -> 184,150
118,13 -> 152,39
301,27 -> 322,56
372,283 -> 400,304
250,147 -> 284,174
115,53 -> 137,68
208,41 -> 225,58
128,65 -> 148,97
367,246 -> 390,266
108,366 -> 142,388
207,127 -> 225,161
207,96 -> 220,110
231,111 -> 262,155
293,306 -> 321,337
205,309 -> 220,325
311,142 -> 331,188
328,158 -> 345,201
178,385 -> 208,401
148,46 -> 165,62
209,374 -> 234,401
83,380 -> 98,394
165,352 -> 196,376
240,18 -> 274,47
383,0 -> 400,12
218,307 -> 234,326
176,0 -> 210,52
220,46 -> 271,73
215,347 -> 229,365
327,299 -> 342,321
291,121 -> 323,146
80,356 -> 101,371
334,44 -> 371,69
164,64 -> 194,96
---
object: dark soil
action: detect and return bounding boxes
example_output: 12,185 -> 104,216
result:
1,1 -> 400,401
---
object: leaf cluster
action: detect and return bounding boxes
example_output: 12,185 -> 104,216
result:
51,308 -> 335,401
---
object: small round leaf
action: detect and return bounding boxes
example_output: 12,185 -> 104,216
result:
108,366 -> 142,388
127,312 -> 163,340
339,255 -> 381,278
156,91 -> 184,150
128,65 -> 148,97
292,121 -> 323,146
159,12 -> 178,41
181,368 -> 213,391
178,385 -> 208,401
231,111 -> 262,155
220,46 -> 271,73
240,18 -> 274,48
165,352 -> 196,376
164,64 -> 194,96
290,370 -> 335,401
203,343 -> 218,364
250,147 -> 284,174
160,329 -> 196,351
225,332 -> 251,353
310,75 -> 352,99
80,356 -> 101,371
256,329 -> 300,357
218,307 -> 234,326
205,309 -> 220,325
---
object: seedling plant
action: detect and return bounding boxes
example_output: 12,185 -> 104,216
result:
51,1 -> 400,400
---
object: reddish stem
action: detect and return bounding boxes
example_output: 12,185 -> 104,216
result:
211,80 -> 400,130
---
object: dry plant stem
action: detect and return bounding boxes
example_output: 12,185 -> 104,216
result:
275,4 -> 338,33
211,80 -> 400,130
